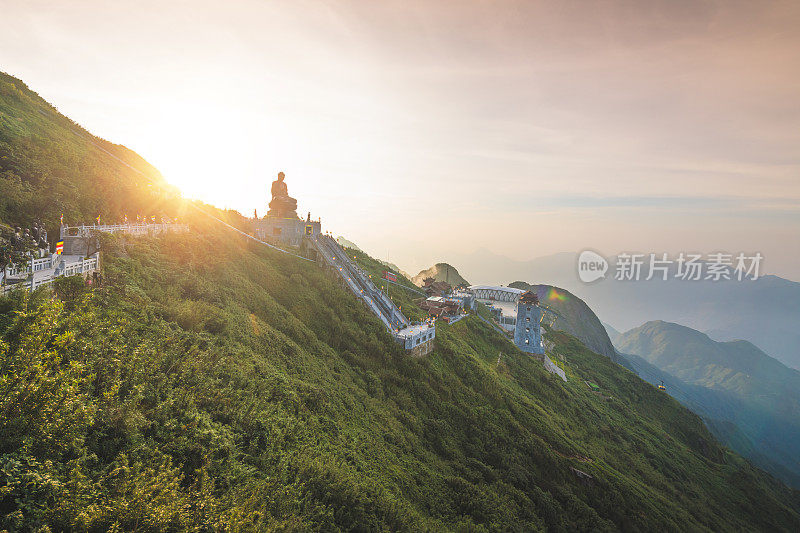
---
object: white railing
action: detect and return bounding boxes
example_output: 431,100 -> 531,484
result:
5,263 -> 28,277
61,223 -> 189,238
32,256 -> 54,272
30,276 -> 55,291
2,254 -> 99,296
5,255 -> 55,278
3,223 -> 185,296
63,256 -> 99,277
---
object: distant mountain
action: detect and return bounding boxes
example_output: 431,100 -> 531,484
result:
335,236 -> 363,252
616,352 -> 784,479
617,320 -> 800,487
452,250 -> 800,370
412,262 -> 469,288
509,282 -> 617,361
447,248 -> 571,287
2,71 -> 800,530
336,236 -> 409,278
603,322 -> 622,344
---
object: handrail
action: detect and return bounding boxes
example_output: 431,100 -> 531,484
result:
2,254 -> 100,295
61,223 -> 190,238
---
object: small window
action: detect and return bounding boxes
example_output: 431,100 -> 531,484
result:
526,327 -> 530,333
527,307 -> 531,311
526,317 -> 530,322
525,339 -> 529,344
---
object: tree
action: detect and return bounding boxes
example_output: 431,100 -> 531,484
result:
0,224 -> 38,291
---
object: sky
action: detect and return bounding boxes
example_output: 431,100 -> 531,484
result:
2,0 -> 799,280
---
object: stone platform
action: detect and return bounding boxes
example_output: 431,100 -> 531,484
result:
253,217 -> 321,247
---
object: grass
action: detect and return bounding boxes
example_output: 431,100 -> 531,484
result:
1,224 -> 797,530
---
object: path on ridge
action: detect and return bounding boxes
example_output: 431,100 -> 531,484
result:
311,234 -> 410,332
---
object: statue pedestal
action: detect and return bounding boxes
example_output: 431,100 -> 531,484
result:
267,196 -> 298,219
266,210 -> 298,219
254,217 -> 320,248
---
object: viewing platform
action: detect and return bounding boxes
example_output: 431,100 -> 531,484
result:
2,223 -> 187,296
2,253 -> 99,295
61,222 -> 189,239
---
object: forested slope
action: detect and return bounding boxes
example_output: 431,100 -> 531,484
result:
1,220 -> 798,530
0,71 -> 177,235
617,321 -> 800,487
1,70 -> 799,531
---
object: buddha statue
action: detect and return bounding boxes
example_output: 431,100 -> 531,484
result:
267,171 -> 298,218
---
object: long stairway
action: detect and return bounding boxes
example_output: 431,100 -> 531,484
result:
309,234 -> 434,352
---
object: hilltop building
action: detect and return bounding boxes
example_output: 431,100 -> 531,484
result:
469,285 -> 545,355
419,295 -> 467,323
253,172 -> 321,247
421,277 -> 451,297
449,289 -> 476,311
252,172 -> 435,356
513,291 -> 545,355
254,214 -> 321,247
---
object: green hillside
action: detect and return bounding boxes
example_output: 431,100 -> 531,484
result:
617,321 -> 800,487
1,225 -> 799,529
0,71 -> 178,238
343,244 -> 427,323
1,73 -> 799,530
509,282 -> 617,361
618,350 -> 800,486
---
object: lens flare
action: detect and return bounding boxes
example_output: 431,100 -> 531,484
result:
548,287 -> 568,301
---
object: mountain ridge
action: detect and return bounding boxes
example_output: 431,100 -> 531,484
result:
617,320 -> 800,487
0,71 -> 179,240
508,281 -> 618,361
1,71 -> 799,530
452,250 -> 800,370
411,262 -> 469,288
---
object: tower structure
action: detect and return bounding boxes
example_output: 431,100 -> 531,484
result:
513,291 -> 544,354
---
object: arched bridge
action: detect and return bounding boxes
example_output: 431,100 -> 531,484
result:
469,285 -> 526,302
